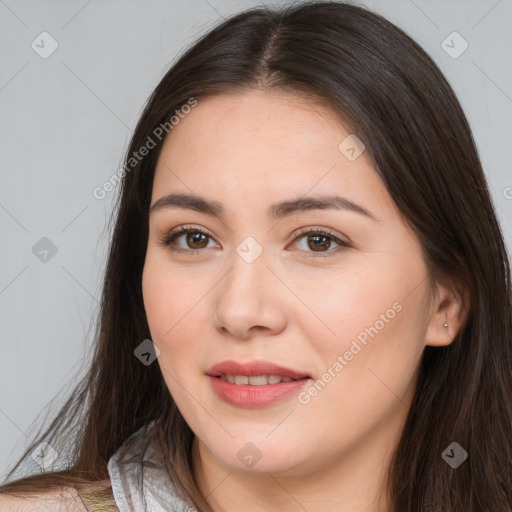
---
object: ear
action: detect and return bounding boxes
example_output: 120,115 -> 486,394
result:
425,279 -> 470,347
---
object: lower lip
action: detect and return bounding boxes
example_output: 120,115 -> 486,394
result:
208,376 -> 310,408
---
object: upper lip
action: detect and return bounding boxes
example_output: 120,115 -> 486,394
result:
207,360 -> 310,380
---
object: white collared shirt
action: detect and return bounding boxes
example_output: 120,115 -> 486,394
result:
107,424 -> 195,512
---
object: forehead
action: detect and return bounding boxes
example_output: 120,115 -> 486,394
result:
159,90 -> 349,163
151,90 -> 393,221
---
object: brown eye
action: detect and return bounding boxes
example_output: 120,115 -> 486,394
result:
306,234 -> 332,252
184,232 -> 209,249
160,225 -> 217,254
291,228 -> 351,257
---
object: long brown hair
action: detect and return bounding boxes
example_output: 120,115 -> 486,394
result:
2,2 -> 511,510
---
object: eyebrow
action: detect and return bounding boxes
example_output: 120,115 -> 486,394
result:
149,193 -> 380,222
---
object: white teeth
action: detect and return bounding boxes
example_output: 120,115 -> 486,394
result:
219,374 -> 299,385
248,375 -> 267,386
234,375 -> 249,385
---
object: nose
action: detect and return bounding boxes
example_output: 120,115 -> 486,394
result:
212,246 -> 288,340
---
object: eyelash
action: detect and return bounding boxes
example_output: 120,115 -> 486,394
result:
159,224 -> 351,258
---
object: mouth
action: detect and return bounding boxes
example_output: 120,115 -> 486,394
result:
206,359 -> 311,380
206,360 -> 311,408
215,374 -> 304,385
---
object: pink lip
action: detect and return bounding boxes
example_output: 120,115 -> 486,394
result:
207,360 -> 310,380
206,360 -> 311,408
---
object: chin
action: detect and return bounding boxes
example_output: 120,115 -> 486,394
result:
206,437 -> 310,475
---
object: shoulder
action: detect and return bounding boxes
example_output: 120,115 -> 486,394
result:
0,487 -> 88,512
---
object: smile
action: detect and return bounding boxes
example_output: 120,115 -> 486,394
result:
218,374 -> 297,385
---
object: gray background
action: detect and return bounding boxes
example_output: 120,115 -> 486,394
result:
1,0 -> 511,479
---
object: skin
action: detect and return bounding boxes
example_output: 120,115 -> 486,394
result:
142,89 -> 467,512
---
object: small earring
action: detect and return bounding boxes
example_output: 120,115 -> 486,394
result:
444,323 -> 448,328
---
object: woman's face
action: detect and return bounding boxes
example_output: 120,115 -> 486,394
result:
142,90 -> 436,478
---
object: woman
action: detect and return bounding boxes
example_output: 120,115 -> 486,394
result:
1,1 -> 510,511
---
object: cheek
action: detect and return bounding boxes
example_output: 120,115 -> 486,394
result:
141,255 -> 211,376
297,260 -> 425,403
143,253 -> 198,338
291,262 -> 405,351
142,259 -> 205,411
294,303 -> 422,448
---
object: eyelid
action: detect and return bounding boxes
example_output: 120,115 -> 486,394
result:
290,225 -> 350,245
168,223 -> 216,240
